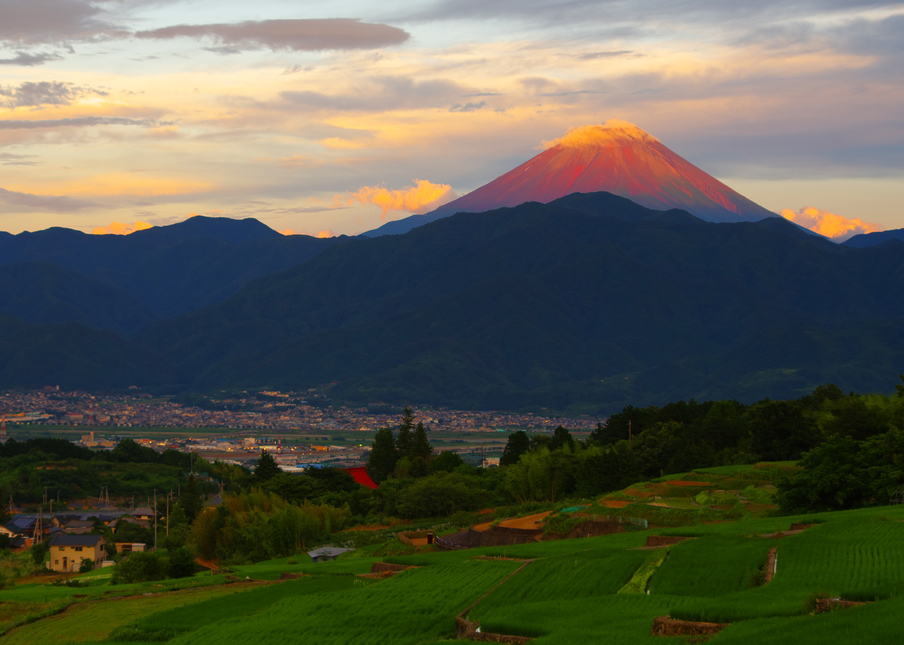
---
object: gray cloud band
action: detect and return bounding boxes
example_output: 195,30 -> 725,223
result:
0,186 -> 96,211
0,117 -> 155,129
0,51 -> 64,66
135,18 -> 410,52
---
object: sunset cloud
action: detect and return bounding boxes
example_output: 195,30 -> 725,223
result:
0,116 -> 154,130
92,220 -> 153,235
0,51 -> 63,66
338,180 -> 455,219
0,0 -> 122,46
780,206 -> 882,242
0,81 -> 106,108
0,186 -> 94,212
135,19 -> 409,53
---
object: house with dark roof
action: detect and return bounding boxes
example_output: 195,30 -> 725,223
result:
47,534 -> 106,572
307,547 -> 352,563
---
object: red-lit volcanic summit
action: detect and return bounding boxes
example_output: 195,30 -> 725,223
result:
368,120 -> 777,236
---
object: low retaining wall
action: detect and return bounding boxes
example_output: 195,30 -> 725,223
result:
437,529 -> 540,550
436,533 -> 472,550
489,526 -> 543,537
651,616 -> 728,637
790,523 -> 818,531
370,562 -> 411,574
561,521 -> 625,540
455,616 -> 532,643
645,536 -> 694,548
763,547 -> 778,583
815,598 -> 869,613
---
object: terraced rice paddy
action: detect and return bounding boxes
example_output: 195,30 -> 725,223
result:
3,472 -> 903,644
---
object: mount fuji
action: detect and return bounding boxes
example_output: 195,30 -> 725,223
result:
365,120 -> 776,236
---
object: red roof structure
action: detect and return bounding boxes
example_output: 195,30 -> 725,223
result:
345,466 -> 378,490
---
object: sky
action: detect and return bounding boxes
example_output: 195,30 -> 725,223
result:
1,0 -> 902,240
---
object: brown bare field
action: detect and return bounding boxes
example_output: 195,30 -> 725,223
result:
345,524 -> 393,532
667,481 -> 710,487
498,511 -> 552,529
472,521 -> 493,533
625,488 -> 654,498
600,500 -> 632,508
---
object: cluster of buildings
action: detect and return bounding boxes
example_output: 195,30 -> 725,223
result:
0,389 -> 602,434
0,507 -> 158,572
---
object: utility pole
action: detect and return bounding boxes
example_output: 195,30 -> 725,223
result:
153,489 -> 158,552
629,420 -> 632,445
166,492 -> 170,537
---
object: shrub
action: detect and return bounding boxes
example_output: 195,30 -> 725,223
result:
78,558 -> 95,573
166,548 -> 196,579
118,552 -> 166,583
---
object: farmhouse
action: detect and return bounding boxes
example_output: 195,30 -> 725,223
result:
47,534 -> 106,572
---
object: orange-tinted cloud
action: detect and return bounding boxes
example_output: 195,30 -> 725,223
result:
338,179 -> 454,219
278,228 -> 298,236
315,230 -> 333,238
542,120 -> 658,149
92,220 -> 153,235
780,206 -> 881,242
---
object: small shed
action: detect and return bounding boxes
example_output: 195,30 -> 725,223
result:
307,547 -> 352,563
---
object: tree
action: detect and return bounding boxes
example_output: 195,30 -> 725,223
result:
115,518 -> 155,547
118,551 -> 166,583
265,473 -> 325,502
395,408 -> 415,459
181,474 -> 203,521
409,422 -> 433,477
366,427 -> 397,484
254,451 -> 281,483
897,375 -> 904,398
162,502 -> 190,551
548,426 -> 575,451
111,439 -> 160,464
501,431 -> 530,466
167,547 -> 196,578
397,473 -> 489,518
429,451 -> 464,474
31,540 -> 47,565
749,400 -> 818,461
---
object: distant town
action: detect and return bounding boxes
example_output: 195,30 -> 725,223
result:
0,388 -> 602,471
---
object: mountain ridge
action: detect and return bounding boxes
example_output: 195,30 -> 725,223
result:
136,191 -> 904,411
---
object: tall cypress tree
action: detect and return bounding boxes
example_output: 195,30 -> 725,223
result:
410,422 -> 433,462
254,451 -> 281,483
501,431 -> 530,466
367,427 -> 397,484
395,407 -> 415,459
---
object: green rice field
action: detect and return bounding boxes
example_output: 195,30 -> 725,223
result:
3,504 -> 904,643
